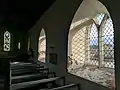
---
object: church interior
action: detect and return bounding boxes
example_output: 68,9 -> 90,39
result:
0,0 -> 119,90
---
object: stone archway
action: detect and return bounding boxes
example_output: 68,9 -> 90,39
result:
67,0 -> 115,89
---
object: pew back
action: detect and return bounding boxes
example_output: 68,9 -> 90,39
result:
48,84 -> 80,90
10,76 -> 65,90
11,71 -> 56,84
11,68 -> 49,76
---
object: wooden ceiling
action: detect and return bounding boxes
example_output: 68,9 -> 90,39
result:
0,0 -> 56,31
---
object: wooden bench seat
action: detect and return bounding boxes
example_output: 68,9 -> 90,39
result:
10,62 -> 34,66
10,76 -> 65,90
11,65 -> 44,70
0,84 -> 4,90
0,79 -> 4,83
10,62 -> 43,70
11,65 -> 44,72
0,75 -> 5,84
0,77 -> 5,90
46,84 -> 80,90
11,73 -> 43,84
11,68 -> 49,76
11,72 -> 56,84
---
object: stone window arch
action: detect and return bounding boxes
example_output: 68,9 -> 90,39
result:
4,31 -> 11,51
68,12 -> 115,88
38,28 -> 46,63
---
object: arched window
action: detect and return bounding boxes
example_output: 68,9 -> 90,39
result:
102,18 -> 114,68
38,28 -> 46,62
67,0 -> 115,88
89,23 -> 99,65
4,31 -> 11,51
18,42 -> 21,49
28,37 -> 30,51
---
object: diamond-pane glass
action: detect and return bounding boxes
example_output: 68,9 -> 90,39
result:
4,31 -> 11,51
102,18 -> 114,68
89,23 -> 99,65
68,14 -> 115,89
71,27 -> 86,64
93,13 -> 105,25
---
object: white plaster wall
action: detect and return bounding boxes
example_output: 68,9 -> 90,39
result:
72,0 -> 110,23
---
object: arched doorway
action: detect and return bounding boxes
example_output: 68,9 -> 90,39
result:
38,28 -> 46,63
67,0 -> 115,89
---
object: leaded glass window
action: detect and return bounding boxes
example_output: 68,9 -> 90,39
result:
38,28 -> 46,62
89,23 -> 99,65
93,13 -> 105,25
102,18 -> 114,68
4,31 -> 11,51
68,15 -> 115,88
18,42 -> 21,49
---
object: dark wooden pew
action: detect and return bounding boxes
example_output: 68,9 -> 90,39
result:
10,62 -> 33,66
46,84 -> 80,90
0,76 -> 5,90
11,72 -> 56,84
0,83 -> 4,90
11,65 -> 44,72
10,62 -> 43,70
11,68 -> 49,76
0,58 -> 10,90
10,76 -> 65,90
